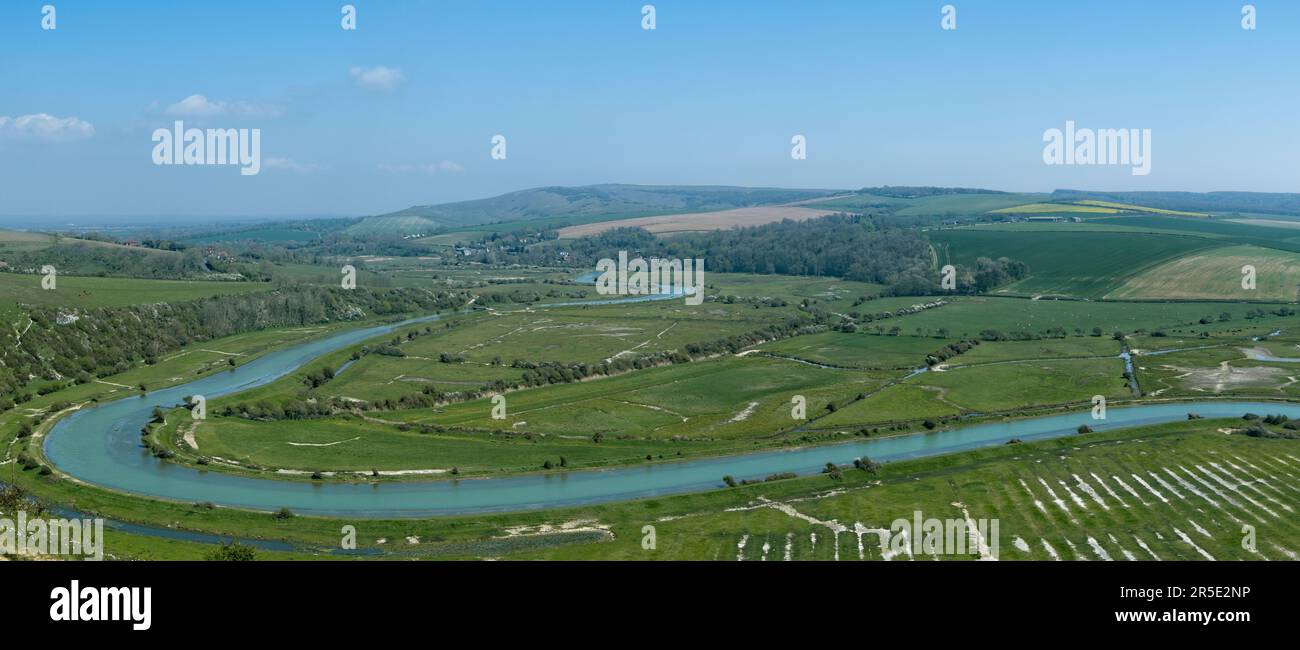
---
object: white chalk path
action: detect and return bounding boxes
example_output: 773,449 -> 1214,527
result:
1040,539 -> 1061,561
1208,462 -> 1293,513
1270,543 -> 1297,560
1196,464 -> 1279,518
1087,536 -> 1114,561
1147,471 -> 1185,501
1063,538 -> 1088,561
1133,536 -> 1161,560
1036,477 -> 1075,520
287,436 -> 360,447
1243,454 -> 1300,494
1107,534 -> 1137,561
954,501 -> 996,561
1112,475 -> 1150,506
1090,473 -> 1129,508
1179,465 -> 1266,523
1161,467 -> 1234,522
1226,456 -> 1300,496
1073,474 -> 1110,510
1019,478 -> 1050,515
1131,473 -> 1169,503
1057,480 -> 1090,511
1172,527 -> 1216,560
1188,520 -> 1213,538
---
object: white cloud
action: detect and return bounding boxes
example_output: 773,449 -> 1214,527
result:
164,94 -> 283,118
350,66 -> 405,92
0,114 -> 95,142
263,157 -> 322,174
377,161 -> 464,176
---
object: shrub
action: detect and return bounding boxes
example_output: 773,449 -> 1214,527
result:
205,540 -> 256,561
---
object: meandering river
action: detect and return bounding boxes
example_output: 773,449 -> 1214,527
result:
42,299 -> 1300,518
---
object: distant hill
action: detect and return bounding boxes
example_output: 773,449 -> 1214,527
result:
856,186 -> 1011,199
1051,190 -> 1300,217
349,184 -> 844,236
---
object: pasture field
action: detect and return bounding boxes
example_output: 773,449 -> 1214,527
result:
817,357 -> 1129,427
416,310 -> 767,364
1075,200 -> 1207,217
0,271 -> 273,312
171,412 -> 745,476
556,206 -> 837,238
392,355 -> 903,441
1106,245 -> 1300,302
303,305 -> 776,404
809,192 -> 1047,216
929,228 -> 1219,298
886,296 -> 1298,338
0,228 -> 57,250
991,202 -> 1120,214
1229,218 -> 1300,229
706,272 -> 886,307
1090,215 -> 1300,254
949,337 -> 1121,365
758,332 -> 951,369
344,215 -> 444,237
187,227 -> 322,244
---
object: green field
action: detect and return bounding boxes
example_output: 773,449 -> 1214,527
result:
811,192 -> 1048,217
929,228 -> 1220,298
0,271 -> 272,313
1107,245 -> 1300,302
991,202 -> 1121,214
949,337 -> 1121,365
759,332 -> 951,369
400,355 -> 899,441
817,357 -> 1129,427
886,295 -> 1300,339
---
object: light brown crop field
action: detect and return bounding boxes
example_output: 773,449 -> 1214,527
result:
556,206 -> 836,238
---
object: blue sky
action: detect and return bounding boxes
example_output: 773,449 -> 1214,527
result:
1,0 -> 1297,224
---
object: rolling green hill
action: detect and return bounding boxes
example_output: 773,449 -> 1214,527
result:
929,227 -> 1221,298
353,184 -> 844,235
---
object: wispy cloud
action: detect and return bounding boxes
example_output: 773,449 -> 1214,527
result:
377,161 -> 464,176
0,114 -> 95,142
264,157 -> 322,174
164,94 -> 284,118
350,66 -> 405,92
